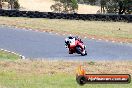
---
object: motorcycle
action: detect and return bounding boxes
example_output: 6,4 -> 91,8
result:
65,38 -> 87,56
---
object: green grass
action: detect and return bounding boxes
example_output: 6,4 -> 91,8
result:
0,50 -> 20,60
0,60 -> 131,88
0,16 -> 132,42
0,71 -> 131,88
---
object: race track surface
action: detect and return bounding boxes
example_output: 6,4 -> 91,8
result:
0,26 -> 132,61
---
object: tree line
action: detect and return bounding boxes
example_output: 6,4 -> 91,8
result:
99,0 -> 132,14
0,0 -> 131,14
51,0 -> 132,14
0,0 -> 20,10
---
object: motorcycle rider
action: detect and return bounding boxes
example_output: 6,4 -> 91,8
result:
65,36 -> 84,54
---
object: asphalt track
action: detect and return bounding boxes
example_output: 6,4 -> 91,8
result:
0,26 -> 132,61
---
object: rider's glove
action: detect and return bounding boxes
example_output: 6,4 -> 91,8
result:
65,45 -> 68,48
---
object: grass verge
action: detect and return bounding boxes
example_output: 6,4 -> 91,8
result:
0,16 -> 132,43
0,50 -> 20,60
0,60 -> 132,88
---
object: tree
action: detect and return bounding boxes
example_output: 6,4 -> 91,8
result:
88,0 -> 96,5
97,0 -> 131,14
100,0 -> 106,13
118,0 -> 132,14
78,0 -> 84,4
0,0 -> 2,9
105,0 -> 118,14
127,0 -> 132,14
8,0 -> 14,9
51,0 -> 78,13
1,0 -> 20,10
71,0 -> 78,12
50,2 -> 63,13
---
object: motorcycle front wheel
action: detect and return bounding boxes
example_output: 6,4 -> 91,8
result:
75,46 -> 87,56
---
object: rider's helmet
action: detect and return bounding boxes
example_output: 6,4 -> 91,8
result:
68,36 -> 74,39
65,36 -> 74,46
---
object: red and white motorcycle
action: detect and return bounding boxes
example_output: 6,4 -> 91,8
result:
65,36 -> 87,56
